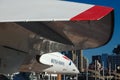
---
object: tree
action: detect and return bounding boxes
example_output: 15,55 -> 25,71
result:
113,45 -> 120,55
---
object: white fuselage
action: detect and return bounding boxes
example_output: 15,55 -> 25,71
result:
39,52 -> 79,74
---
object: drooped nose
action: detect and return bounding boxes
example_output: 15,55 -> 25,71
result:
72,67 -> 80,74
75,68 -> 80,74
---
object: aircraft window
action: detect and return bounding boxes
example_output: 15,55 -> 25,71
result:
69,61 -> 72,65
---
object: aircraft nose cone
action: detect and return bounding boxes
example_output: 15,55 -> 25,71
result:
73,68 -> 80,74
76,69 -> 80,74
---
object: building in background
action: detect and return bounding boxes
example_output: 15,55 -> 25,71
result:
92,55 -> 101,63
91,53 -> 120,73
101,54 -> 109,70
82,56 -> 87,72
108,55 -> 120,72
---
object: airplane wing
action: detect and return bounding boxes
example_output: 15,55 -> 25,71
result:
0,0 -> 114,74
0,0 -> 114,52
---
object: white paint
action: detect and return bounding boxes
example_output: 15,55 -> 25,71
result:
0,0 -> 94,22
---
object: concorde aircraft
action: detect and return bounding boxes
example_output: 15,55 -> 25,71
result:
0,0 -> 114,74
35,52 -> 79,74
